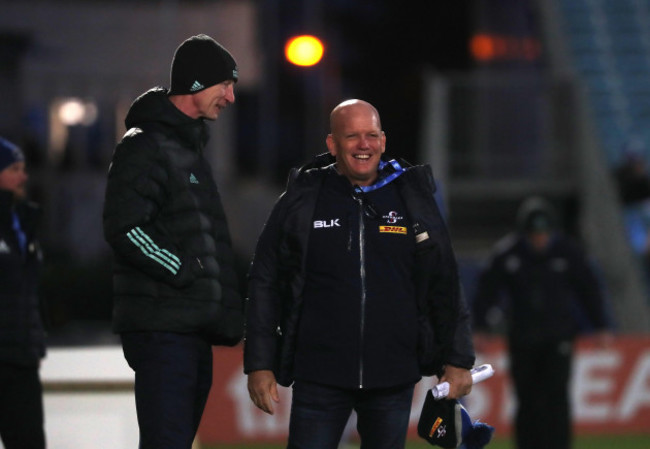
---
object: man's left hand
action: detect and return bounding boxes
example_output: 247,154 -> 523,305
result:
439,365 -> 473,399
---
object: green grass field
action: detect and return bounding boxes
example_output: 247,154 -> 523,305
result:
204,434 -> 650,449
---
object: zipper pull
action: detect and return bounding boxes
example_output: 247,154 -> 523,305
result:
352,185 -> 363,203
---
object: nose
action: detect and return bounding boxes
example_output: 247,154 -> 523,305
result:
359,136 -> 370,149
225,84 -> 235,104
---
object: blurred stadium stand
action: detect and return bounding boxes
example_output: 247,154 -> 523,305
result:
558,0 -> 650,167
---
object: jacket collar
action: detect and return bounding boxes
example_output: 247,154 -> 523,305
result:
288,152 -> 410,192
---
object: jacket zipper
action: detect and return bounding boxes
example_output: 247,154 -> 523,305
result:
356,197 -> 367,389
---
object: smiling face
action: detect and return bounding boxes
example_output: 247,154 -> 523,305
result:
326,100 -> 386,187
0,161 -> 28,200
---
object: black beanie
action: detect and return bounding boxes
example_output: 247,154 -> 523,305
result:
169,34 -> 238,95
516,196 -> 558,234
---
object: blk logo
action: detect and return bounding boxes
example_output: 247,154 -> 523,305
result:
313,219 -> 340,228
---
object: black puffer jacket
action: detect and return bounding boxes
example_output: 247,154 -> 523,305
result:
0,190 -> 45,366
244,154 -> 475,386
103,87 -> 243,346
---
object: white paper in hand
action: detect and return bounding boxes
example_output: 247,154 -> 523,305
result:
431,363 -> 495,400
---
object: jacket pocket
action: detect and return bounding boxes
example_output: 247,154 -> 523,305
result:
417,315 -> 442,376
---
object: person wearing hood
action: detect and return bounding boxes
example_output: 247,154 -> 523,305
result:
472,196 -> 613,449
244,99 -> 475,449
0,137 -> 46,449
102,34 -> 244,449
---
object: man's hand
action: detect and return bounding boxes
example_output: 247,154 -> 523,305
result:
247,370 -> 280,415
439,365 -> 473,399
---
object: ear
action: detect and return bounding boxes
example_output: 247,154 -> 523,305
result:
326,134 -> 337,156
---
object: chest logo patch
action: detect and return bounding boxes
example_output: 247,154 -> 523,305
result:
383,211 -> 404,224
313,219 -> 341,229
379,225 -> 407,235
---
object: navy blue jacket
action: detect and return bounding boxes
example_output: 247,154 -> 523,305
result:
244,154 -> 475,387
472,232 -> 611,345
0,190 -> 45,366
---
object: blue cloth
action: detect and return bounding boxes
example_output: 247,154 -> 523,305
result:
459,402 -> 495,449
357,159 -> 405,193
11,211 -> 27,255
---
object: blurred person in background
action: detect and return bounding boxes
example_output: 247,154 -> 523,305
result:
613,138 -> 650,205
472,196 -> 614,449
102,34 -> 244,449
0,137 -> 46,449
244,99 -> 475,449
613,141 -> 650,296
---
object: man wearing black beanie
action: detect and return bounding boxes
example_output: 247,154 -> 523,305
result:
472,196 -> 613,449
102,34 -> 244,449
168,33 -> 239,120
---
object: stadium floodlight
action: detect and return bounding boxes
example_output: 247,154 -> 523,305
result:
285,35 -> 324,67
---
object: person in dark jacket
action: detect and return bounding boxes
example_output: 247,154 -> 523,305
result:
102,34 -> 244,449
0,137 -> 46,449
244,99 -> 475,449
472,196 -> 613,449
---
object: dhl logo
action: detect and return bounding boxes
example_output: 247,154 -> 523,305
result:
379,226 -> 407,235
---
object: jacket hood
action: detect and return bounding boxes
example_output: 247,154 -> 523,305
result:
124,87 -> 208,148
125,87 -> 196,129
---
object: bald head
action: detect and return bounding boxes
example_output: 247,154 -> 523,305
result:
329,99 -> 382,136
326,99 -> 386,187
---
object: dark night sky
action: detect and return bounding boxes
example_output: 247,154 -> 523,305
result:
264,2 -> 475,175
327,3 -> 474,163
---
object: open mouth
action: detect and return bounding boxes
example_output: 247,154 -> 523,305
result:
353,154 -> 371,160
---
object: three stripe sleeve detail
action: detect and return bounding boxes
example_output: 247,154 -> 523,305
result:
126,227 -> 181,275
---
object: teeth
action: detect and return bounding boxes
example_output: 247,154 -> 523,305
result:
354,155 -> 370,160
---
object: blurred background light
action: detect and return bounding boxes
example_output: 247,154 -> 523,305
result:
284,35 -> 324,66
470,33 -> 541,62
58,98 -> 98,127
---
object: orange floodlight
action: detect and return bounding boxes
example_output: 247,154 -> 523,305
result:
285,35 -> 325,66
